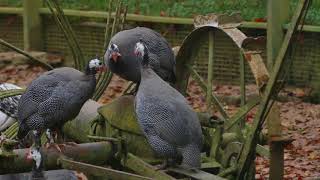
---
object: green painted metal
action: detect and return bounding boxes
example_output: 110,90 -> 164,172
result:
256,144 -> 270,158
0,142 -> 114,174
23,0 -> 42,51
207,31 -> 214,112
209,126 -> 222,160
167,167 -> 226,180
60,158 -> 152,180
239,50 -> 246,129
236,0 -> 309,177
122,153 -> 176,180
187,65 -> 229,120
224,97 -> 260,131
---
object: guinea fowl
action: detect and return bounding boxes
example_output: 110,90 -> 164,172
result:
104,27 -> 176,85
17,58 -> 102,162
134,40 -> 203,169
0,83 -> 22,131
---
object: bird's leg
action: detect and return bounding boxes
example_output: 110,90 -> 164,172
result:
55,126 -> 77,149
44,129 -> 62,152
29,131 -> 44,179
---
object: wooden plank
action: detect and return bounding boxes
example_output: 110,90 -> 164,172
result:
23,0 -> 42,51
236,0 -> 309,177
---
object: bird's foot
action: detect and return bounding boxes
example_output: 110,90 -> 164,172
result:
45,142 -> 62,153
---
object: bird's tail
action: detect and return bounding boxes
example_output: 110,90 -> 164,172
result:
17,122 -> 29,139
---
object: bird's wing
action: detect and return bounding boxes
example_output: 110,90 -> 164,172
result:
38,80 -> 94,125
17,75 -> 60,123
136,96 -> 192,147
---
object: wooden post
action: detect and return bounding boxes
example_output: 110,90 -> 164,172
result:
23,0 -> 43,51
267,0 -> 289,179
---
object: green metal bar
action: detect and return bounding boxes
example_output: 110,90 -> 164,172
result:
167,167 -> 226,180
0,142 -> 114,174
23,0 -> 42,51
207,30 -> 214,112
0,39 -> 53,70
122,153 -> 175,180
256,144 -> 270,158
60,158 -> 152,180
2,7 -> 320,32
209,126 -> 222,160
224,97 -> 260,131
239,49 -> 246,129
187,65 -> 229,120
236,0 -> 309,177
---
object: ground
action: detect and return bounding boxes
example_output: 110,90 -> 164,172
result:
0,63 -> 319,179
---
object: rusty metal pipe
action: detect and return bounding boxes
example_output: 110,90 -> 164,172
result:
0,142 -> 114,174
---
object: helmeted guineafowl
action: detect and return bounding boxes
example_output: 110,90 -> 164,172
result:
134,40 -> 203,169
17,58 -> 102,141
17,58 -> 102,176
104,27 -> 176,84
0,83 -> 22,131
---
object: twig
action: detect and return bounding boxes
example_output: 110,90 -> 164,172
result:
0,39 -> 53,70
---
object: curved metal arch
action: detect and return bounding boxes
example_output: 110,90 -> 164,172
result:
175,22 -> 268,93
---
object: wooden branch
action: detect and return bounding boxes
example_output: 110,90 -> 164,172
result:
0,39 -> 53,70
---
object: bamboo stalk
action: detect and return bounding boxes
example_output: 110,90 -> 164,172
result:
93,0 -> 127,100
0,39 -> 53,70
45,0 -> 79,69
51,0 -> 86,70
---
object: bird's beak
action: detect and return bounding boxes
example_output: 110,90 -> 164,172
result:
98,65 -> 107,72
111,52 -> 121,62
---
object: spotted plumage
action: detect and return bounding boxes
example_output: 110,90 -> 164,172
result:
134,41 -> 203,169
0,83 -> 22,118
17,58 -> 102,140
104,27 -> 176,84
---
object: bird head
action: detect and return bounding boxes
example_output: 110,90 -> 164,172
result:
106,43 -> 121,63
134,39 -> 149,66
26,147 -> 42,169
86,58 -> 104,74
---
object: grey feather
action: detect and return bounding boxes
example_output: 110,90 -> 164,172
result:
105,27 -> 176,83
135,68 -> 203,168
17,63 -> 98,139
